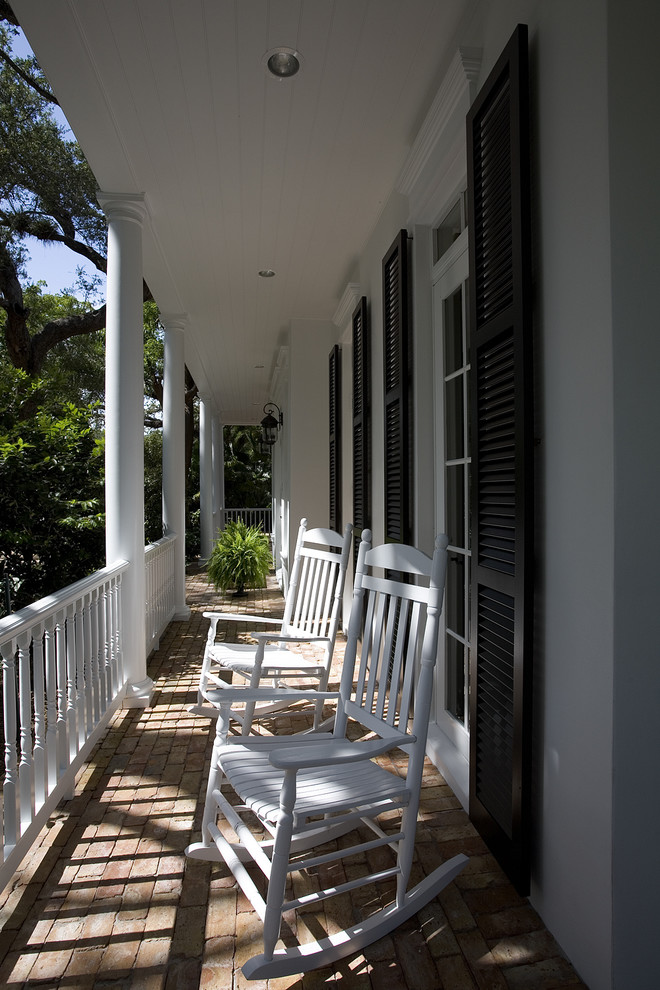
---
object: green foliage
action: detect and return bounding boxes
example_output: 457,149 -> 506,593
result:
224,425 -> 271,508
144,429 -> 163,546
0,285 -> 107,612
207,521 -> 271,596
0,374 -> 105,612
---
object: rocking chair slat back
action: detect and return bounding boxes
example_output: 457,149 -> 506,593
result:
187,529 -> 469,980
282,527 -> 347,640
339,547 -> 433,736
195,519 -> 353,730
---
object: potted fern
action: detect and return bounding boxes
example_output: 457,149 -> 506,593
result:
207,520 -> 272,597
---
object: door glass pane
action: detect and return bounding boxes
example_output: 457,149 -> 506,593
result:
433,200 -> 463,263
446,465 -> 464,548
445,377 -> 463,460
467,464 -> 472,551
443,287 -> 463,376
446,634 -> 465,723
446,554 -> 465,638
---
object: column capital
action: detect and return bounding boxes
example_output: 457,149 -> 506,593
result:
160,312 -> 188,334
98,191 -> 148,225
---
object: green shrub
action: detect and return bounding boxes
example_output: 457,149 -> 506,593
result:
207,521 -> 271,596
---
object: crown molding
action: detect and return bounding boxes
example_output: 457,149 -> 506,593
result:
396,47 -> 481,198
332,283 -> 362,328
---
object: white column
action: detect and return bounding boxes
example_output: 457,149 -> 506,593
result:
99,191 -> 153,708
199,393 -> 214,562
161,313 -> 191,620
212,412 -> 225,536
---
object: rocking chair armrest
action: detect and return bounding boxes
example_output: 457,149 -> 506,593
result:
268,735 -> 412,770
203,611 -> 282,627
205,687 -> 339,706
252,632 -> 332,645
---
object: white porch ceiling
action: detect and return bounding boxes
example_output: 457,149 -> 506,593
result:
14,0 -> 469,423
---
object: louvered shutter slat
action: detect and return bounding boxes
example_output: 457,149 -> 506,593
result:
352,297 -> 370,553
468,24 -> 533,895
383,231 -> 412,545
328,345 -> 341,533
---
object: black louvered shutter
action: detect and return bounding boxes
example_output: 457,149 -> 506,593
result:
467,24 -> 534,895
352,297 -> 370,561
329,344 -> 342,533
383,230 -> 412,545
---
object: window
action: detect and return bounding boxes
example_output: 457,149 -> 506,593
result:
433,217 -> 470,760
433,193 -> 467,265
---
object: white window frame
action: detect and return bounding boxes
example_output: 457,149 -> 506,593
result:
430,225 -> 470,802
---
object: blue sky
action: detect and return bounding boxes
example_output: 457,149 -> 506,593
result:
24,240 -> 103,297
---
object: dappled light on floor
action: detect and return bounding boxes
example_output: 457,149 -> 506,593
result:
0,571 -> 586,988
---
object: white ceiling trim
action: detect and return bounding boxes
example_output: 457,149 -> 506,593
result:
396,47 -> 482,198
332,283 -> 362,328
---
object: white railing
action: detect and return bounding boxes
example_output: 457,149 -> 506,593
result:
224,507 -> 272,532
144,534 -> 176,654
0,560 -> 129,890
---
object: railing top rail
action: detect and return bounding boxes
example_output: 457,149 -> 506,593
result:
0,558 -> 129,643
144,532 -> 177,556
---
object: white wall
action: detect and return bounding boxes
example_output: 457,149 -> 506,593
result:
530,5 -> 614,987
608,2 -> 660,987
345,3 -> 618,988
288,319 -> 337,555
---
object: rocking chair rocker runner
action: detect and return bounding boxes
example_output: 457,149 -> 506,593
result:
186,532 -> 469,978
192,519 -> 353,732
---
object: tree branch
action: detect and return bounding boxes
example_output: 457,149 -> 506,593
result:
0,239 -> 31,368
46,231 -> 108,273
0,2 -> 19,28
29,305 -> 107,373
0,46 -> 59,106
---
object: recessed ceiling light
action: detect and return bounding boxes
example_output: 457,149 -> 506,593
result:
258,269 -> 276,278
264,47 -> 302,79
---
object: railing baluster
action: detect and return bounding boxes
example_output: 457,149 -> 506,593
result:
90,588 -> 101,723
32,623 -> 47,812
112,575 -> 123,691
75,602 -> 86,747
1,640 -> 18,853
97,584 -> 110,712
82,594 -> 93,735
223,507 -> 272,533
44,617 -> 58,795
55,610 -> 68,780
0,559 -> 129,890
66,603 -> 78,760
17,631 -> 34,835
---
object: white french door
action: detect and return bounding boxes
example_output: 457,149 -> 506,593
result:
433,225 -> 470,762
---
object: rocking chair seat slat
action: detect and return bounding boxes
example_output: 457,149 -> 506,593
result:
213,646 -> 331,673
220,744 -> 409,824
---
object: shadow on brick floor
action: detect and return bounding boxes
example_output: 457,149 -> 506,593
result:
0,571 -> 588,989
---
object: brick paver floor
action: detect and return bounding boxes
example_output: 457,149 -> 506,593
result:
0,569 -> 588,989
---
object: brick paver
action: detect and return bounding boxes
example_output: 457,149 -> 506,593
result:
0,569 -> 588,988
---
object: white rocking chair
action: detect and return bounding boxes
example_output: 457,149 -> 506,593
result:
192,518 -> 353,732
186,531 -> 468,978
